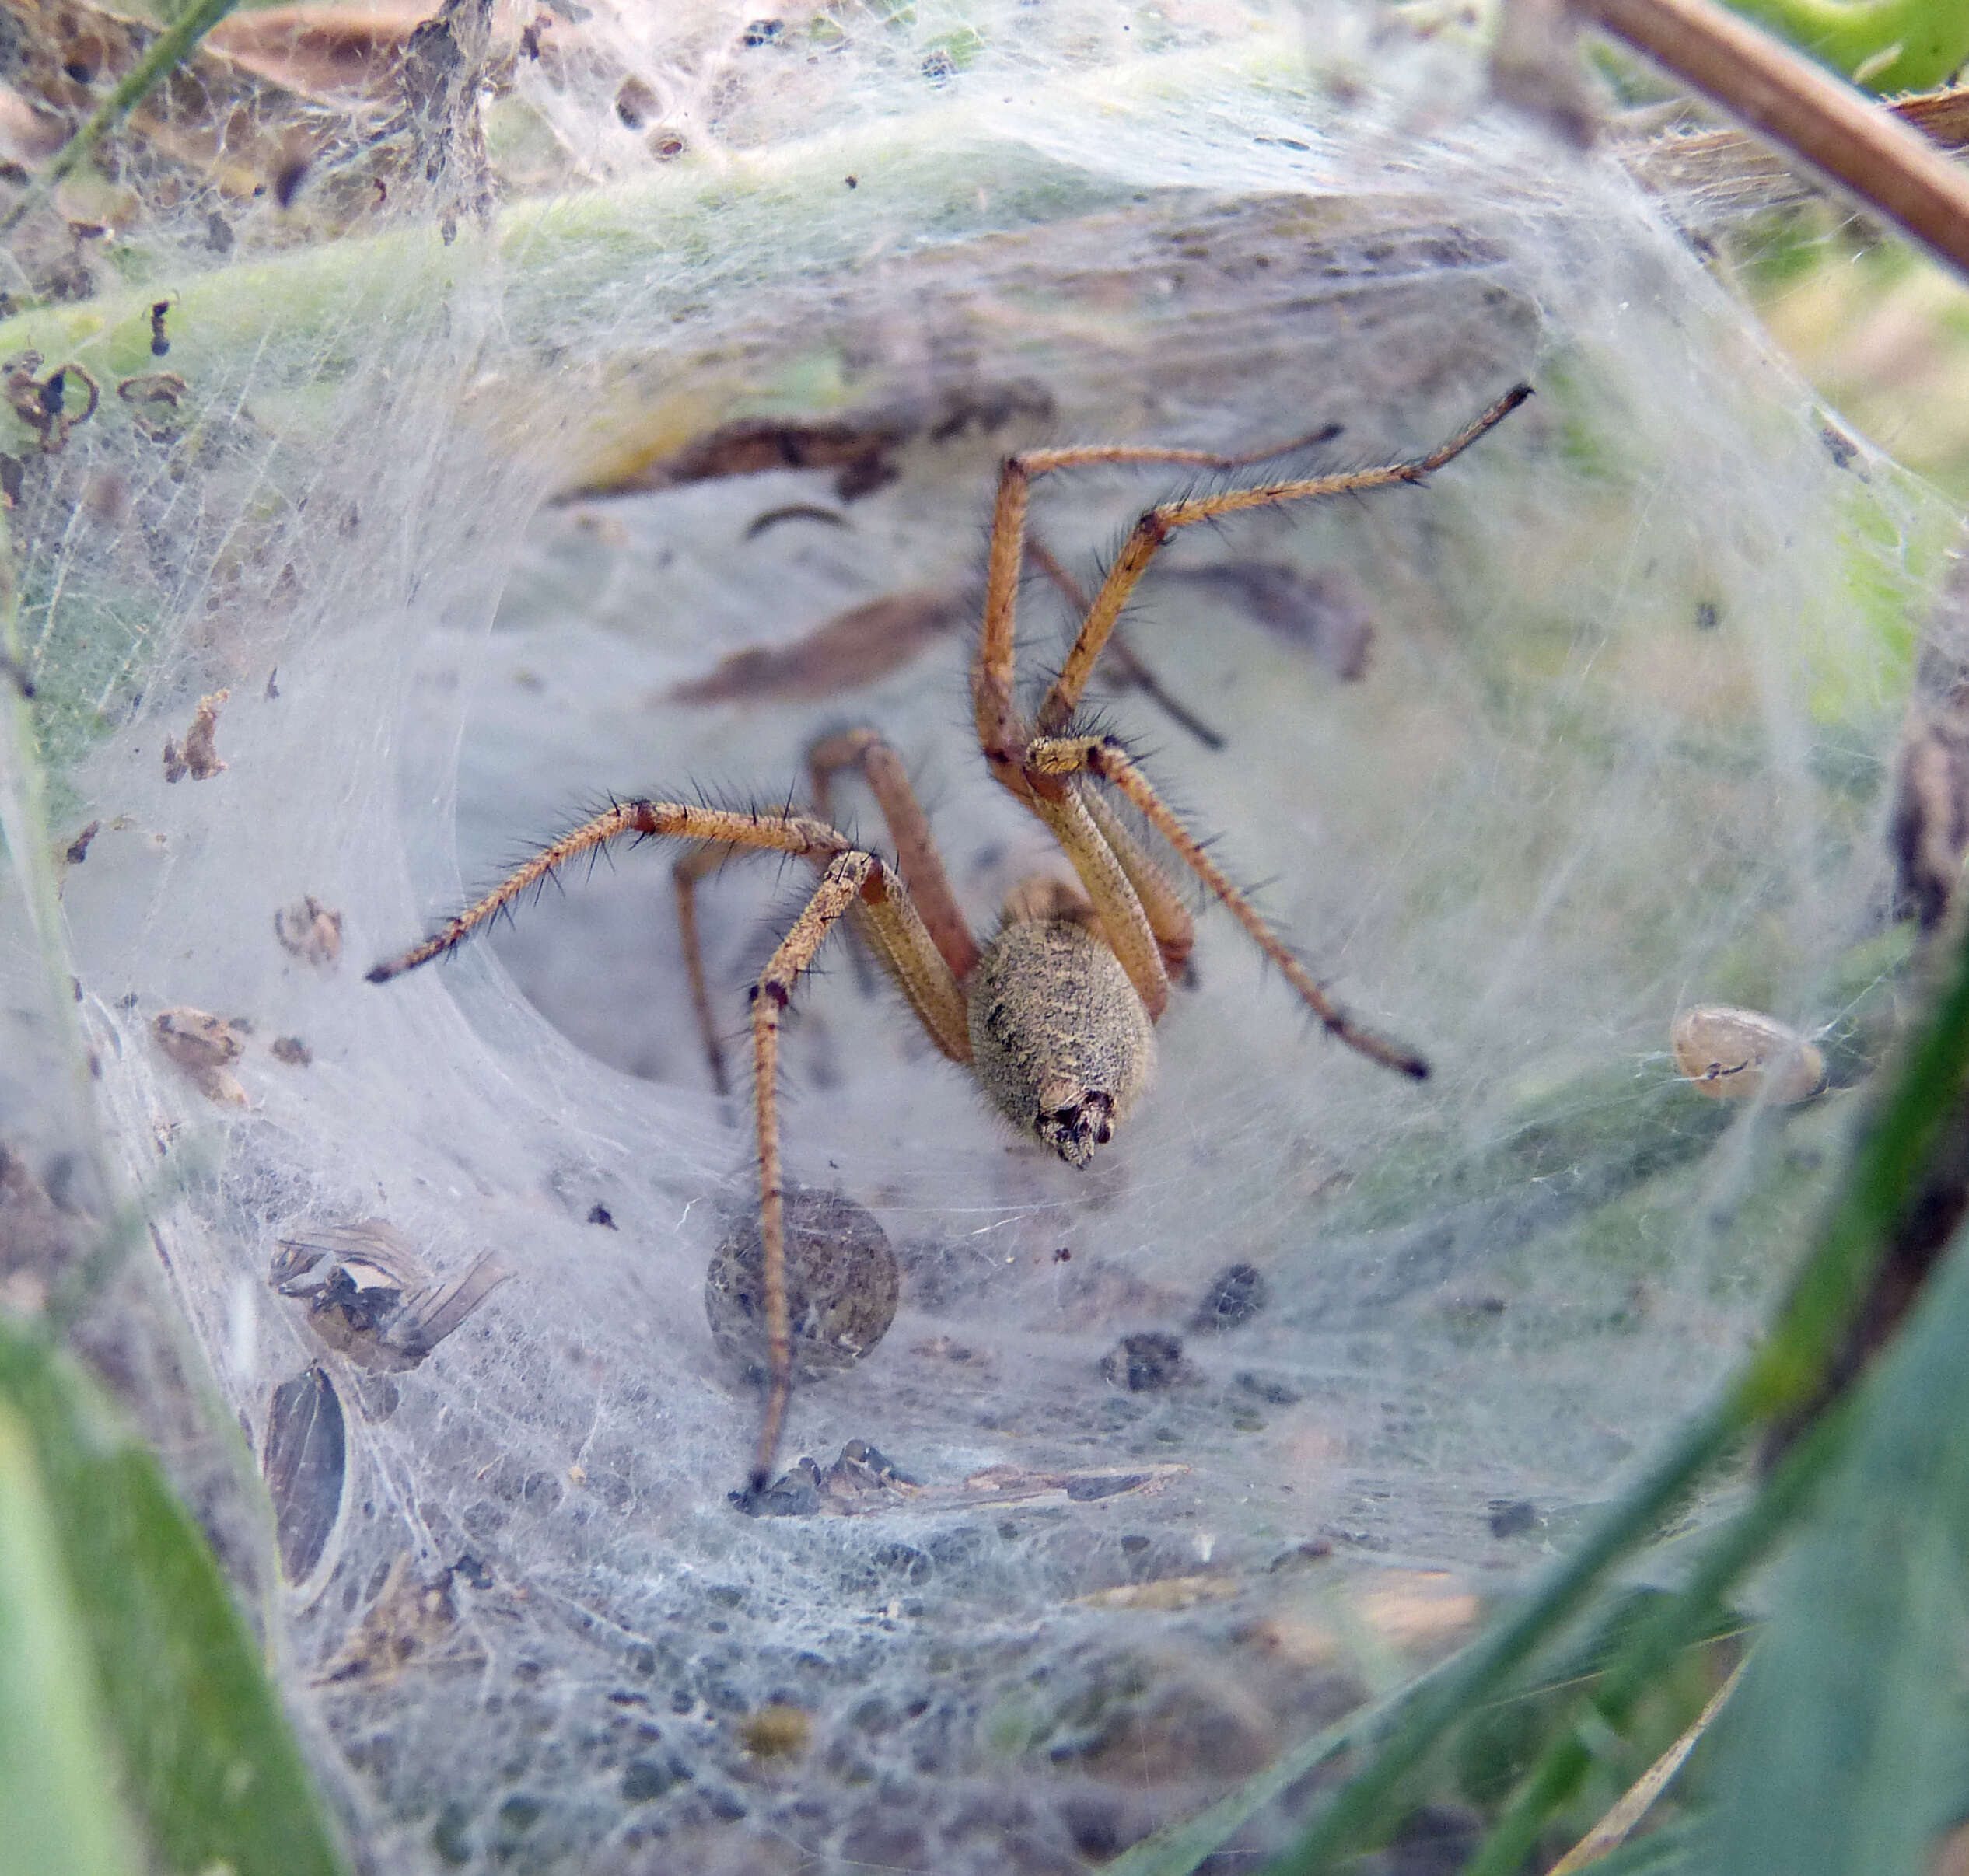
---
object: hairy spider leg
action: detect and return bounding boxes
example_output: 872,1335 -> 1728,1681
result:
973,382 -> 1534,1071
1027,736 -> 1428,1078
1024,535 -> 1226,751
808,728 -> 982,983
1033,383 -> 1534,736
672,843 -> 736,1094
368,798 -> 969,1493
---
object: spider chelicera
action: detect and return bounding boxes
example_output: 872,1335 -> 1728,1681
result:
369,382 -> 1533,1499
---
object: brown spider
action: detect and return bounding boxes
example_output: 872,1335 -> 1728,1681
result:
369,382 -> 1533,1498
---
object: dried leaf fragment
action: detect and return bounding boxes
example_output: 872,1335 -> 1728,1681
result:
264,1363 -> 346,1582
669,589 -> 963,704
153,1006 -> 249,1104
315,1552 -> 474,1686
153,1007 -> 243,1070
1670,1005 -> 1826,1103
162,688 -> 229,782
275,894 -> 343,968
1078,1574 -> 1241,1612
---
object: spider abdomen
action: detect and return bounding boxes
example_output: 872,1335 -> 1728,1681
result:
967,917 -> 1156,1168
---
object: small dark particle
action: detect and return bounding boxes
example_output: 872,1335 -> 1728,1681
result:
1267,1539 -> 1334,1571
1694,599 -> 1720,631
844,173 -> 858,188
264,667 -> 280,700
271,1036 -> 312,1067
1234,1370 -> 1303,1406
38,372 -> 65,417
1065,1472 -> 1151,1501
63,821 -> 98,865
274,155 -> 310,209
1488,1499 -> 1538,1539
1052,1245 -> 1072,1263
149,299 -> 171,357
741,17 -> 783,44
453,1552 -> 493,1589
1190,1261 -> 1268,1332
921,45 -> 955,82
1820,423 -> 1859,470
372,178 -> 388,208
649,128 -> 687,160
1100,1331 -> 1189,1392
614,75 -> 656,128
519,13 -> 548,56
587,1202 -> 617,1228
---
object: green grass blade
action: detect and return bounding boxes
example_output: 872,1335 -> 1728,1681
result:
0,1400 -> 142,1876
0,1322 -> 351,1876
1703,1208 -> 1969,1874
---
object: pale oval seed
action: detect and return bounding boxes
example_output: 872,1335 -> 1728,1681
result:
1670,1005 -> 1826,1104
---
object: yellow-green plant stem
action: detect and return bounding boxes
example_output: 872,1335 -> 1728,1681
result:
0,0 -> 240,239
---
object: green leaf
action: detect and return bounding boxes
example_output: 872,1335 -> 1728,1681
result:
0,1321 -> 350,1876
1702,1217 -> 1969,1874
0,1400 -> 142,1876
1722,0 -> 1969,93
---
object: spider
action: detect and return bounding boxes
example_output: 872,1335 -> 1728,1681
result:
369,381 -> 1533,1500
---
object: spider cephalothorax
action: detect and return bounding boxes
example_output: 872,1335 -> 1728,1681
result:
371,381 -> 1532,1499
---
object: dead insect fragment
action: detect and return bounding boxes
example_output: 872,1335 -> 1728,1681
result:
275,894 -> 344,968
271,1219 -> 513,1371
1671,1005 -> 1826,1104
5,352 -> 98,452
162,688 -> 229,782
153,1006 -> 248,1105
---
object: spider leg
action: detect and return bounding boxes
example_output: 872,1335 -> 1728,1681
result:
365,799 -> 854,980
744,847 -> 967,1493
1032,383 -> 1532,734
809,728 -> 981,982
673,844 -> 736,1094
1026,734 -> 1429,1079
1018,775 -> 1172,1018
1026,534 -> 1226,751
371,800 -> 967,1494
974,431 -> 1351,788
